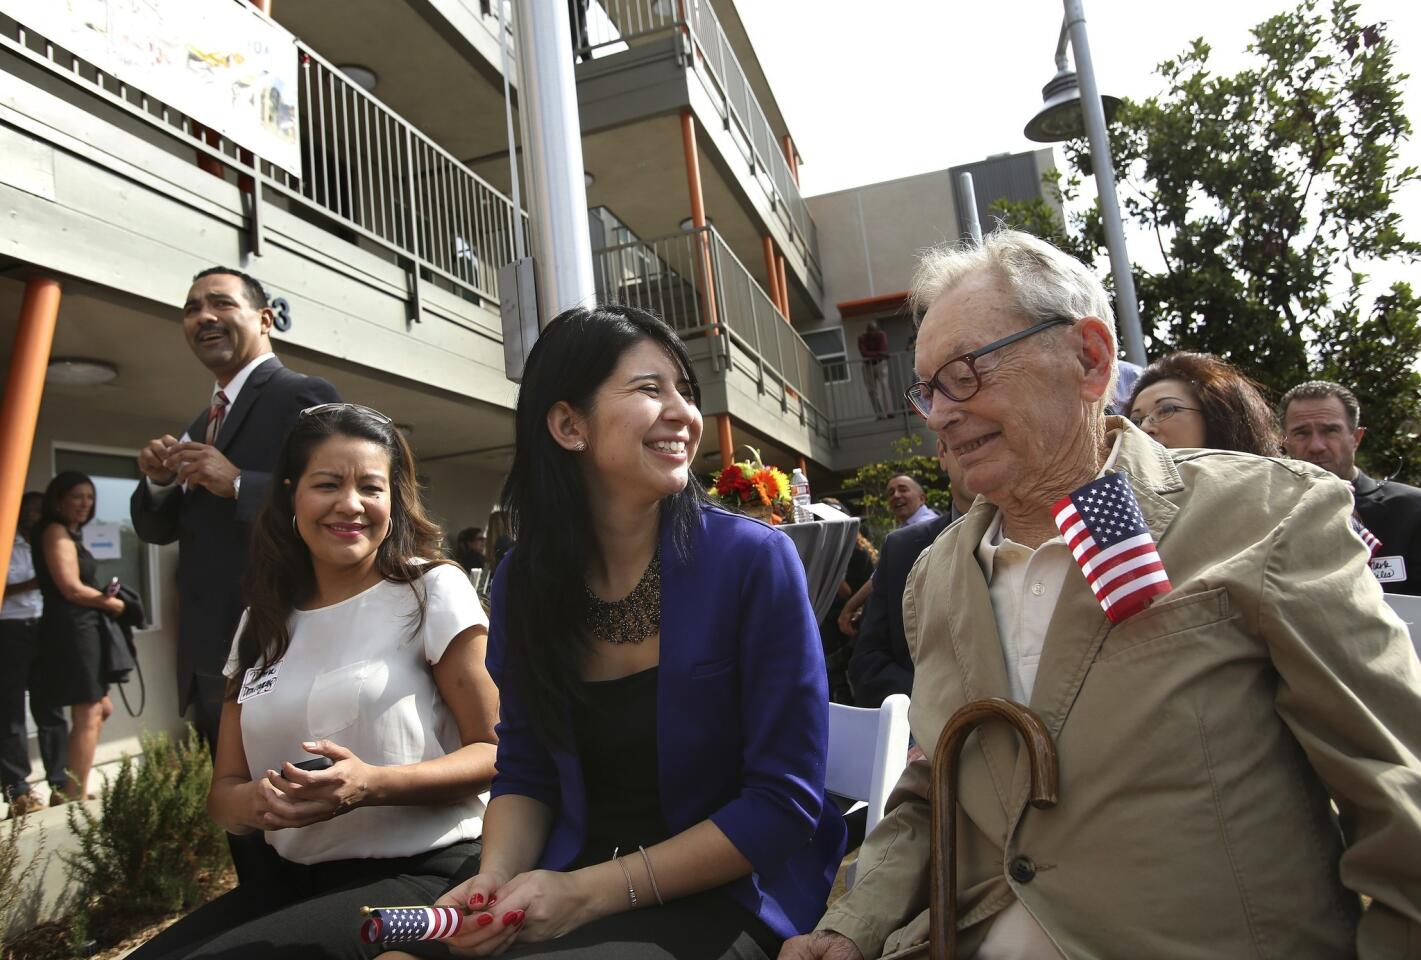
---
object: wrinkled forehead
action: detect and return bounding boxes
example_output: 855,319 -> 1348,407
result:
1283,396 -> 1350,429
914,273 -> 1025,375
187,273 -> 244,301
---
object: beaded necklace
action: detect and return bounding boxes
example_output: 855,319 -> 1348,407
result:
583,549 -> 661,645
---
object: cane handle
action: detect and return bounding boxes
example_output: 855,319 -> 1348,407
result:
927,698 -> 1058,960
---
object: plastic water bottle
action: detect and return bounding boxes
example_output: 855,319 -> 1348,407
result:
790,468 -> 812,523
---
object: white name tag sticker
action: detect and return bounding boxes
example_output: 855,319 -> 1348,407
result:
1370,556 -> 1407,584
237,663 -> 280,703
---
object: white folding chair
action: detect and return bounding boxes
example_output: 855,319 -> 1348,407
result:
826,693 -> 911,890
1383,593 -> 1421,661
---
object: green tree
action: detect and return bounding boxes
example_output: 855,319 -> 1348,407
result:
995,0 -> 1421,474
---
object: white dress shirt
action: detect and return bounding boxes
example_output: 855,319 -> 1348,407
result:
148,351 -> 276,497
903,502 -> 940,527
970,428 -> 1124,960
2,533 -> 43,621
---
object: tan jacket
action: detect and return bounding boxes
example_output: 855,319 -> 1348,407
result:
821,420 -> 1421,959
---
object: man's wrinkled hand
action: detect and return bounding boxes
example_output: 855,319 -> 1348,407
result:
779,930 -> 864,960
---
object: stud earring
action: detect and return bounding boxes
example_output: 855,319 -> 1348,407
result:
574,441 -> 588,452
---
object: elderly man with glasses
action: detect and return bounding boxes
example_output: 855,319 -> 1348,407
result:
782,230 -> 1421,960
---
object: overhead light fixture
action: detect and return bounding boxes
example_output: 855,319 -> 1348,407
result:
584,171 -> 595,188
1024,68 -> 1120,142
46,358 -> 118,386
678,216 -> 713,232
337,64 -> 378,94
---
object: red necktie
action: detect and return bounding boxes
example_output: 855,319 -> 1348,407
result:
205,390 -> 230,446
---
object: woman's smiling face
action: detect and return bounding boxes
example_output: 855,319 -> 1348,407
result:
292,435 -> 393,572
576,339 -> 704,505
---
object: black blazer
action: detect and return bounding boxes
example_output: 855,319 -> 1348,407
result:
1355,470 -> 1421,596
848,508 -> 960,707
129,357 -> 338,709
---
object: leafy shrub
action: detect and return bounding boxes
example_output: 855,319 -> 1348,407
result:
64,727 -> 229,945
0,808 -> 45,955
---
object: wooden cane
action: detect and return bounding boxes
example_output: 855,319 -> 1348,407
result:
880,698 -> 1058,960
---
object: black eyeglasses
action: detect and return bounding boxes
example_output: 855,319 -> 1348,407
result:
905,316 -> 1075,417
300,402 -> 393,424
1129,402 -> 1201,428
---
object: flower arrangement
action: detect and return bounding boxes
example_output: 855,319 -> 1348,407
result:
711,446 -> 792,523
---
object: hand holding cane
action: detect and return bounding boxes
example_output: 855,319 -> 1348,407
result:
930,698 -> 1057,960
882,697 -> 1058,960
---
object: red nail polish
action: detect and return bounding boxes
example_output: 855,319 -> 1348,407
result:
502,911 -> 520,926
487,895 -> 497,906
475,913 -> 494,927
514,911 -> 525,927
469,893 -> 484,907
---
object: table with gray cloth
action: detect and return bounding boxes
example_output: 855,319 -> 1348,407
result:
781,515 -> 860,622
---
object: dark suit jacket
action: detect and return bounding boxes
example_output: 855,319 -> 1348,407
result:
129,357 -> 338,709
486,506 -> 846,939
848,507 -> 960,707
1354,469 -> 1421,596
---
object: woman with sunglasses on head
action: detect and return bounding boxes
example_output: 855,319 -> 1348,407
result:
388,305 -> 844,960
130,403 -> 498,960
1126,351 -> 1281,456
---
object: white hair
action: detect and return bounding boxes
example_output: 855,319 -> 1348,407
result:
910,228 -> 1119,406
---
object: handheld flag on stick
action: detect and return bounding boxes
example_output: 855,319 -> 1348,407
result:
360,905 -> 465,944
1052,473 -> 1171,623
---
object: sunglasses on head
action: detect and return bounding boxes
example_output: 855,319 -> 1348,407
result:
299,402 -> 393,424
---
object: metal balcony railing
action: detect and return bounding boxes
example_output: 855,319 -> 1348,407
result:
824,352 -> 921,429
580,1 -> 822,289
591,225 -> 831,442
0,15 -> 526,310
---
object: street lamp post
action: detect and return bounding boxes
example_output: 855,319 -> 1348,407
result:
1025,0 -> 1147,367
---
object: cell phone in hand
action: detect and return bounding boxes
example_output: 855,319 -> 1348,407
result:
293,756 -> 334,772
103,577 -> 120,598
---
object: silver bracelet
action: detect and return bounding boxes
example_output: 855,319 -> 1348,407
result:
637,845 -> 664,906
612,848 -> 638,908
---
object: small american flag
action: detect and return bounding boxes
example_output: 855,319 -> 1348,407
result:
1052,472 -> 1172,623
1351,515 -> 1382,556
359,905 -> 465,944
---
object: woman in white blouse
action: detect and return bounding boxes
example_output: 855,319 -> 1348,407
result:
132,403 -> 498,960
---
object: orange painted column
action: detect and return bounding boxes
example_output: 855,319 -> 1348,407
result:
761,236 -> 783,319
781,135 -> 799,186
0,277 -> 61,581
717,414 -> 734,467
777,255 -> 791,322
680,111 -> 719,332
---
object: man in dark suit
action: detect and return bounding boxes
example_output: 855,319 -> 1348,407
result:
131,267 -> 339,749
848,440 -> 973,707
1281,379 -> 1421,596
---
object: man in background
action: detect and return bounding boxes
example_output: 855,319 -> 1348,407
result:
849,444 -> 973,707
131,267 -> 339,750
1281,379 -> 1421,595
858,320 -> 892,419
836,475 -> 940,636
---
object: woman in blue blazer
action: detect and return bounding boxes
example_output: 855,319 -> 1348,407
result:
396,305 -> 844,959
